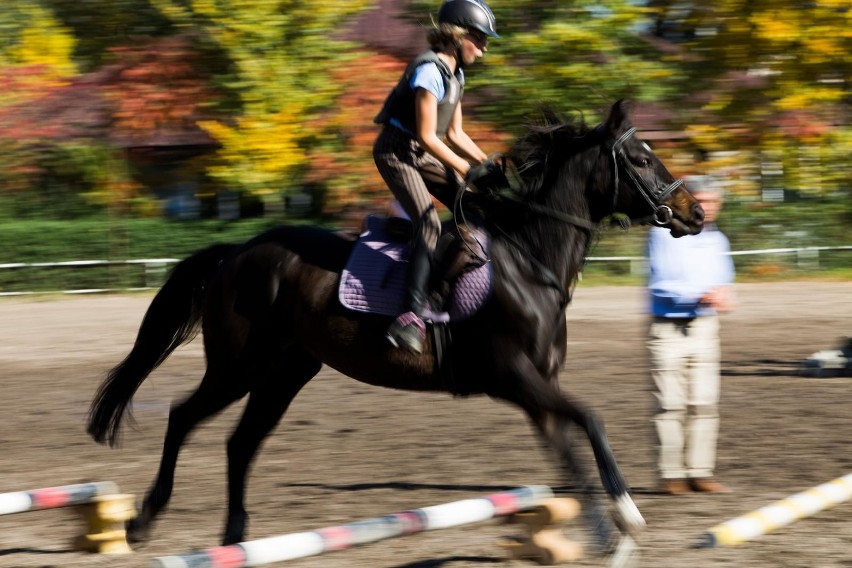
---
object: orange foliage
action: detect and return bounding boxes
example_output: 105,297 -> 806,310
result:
106,37 -> 216,144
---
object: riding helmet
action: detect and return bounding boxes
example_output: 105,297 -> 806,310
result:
438,0 -> 499,38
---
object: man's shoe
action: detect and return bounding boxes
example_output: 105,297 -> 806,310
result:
689,478 -> 732,493
386,311 -> 426,354
660,479 -> 691,495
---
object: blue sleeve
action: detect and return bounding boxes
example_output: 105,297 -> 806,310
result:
409,63 -> 445,101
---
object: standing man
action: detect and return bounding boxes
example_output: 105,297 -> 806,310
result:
646,175 -> 736,494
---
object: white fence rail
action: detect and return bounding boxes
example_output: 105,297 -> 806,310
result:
0,259 -> 177,297
588,245 -> 852,276
1,246 -> 850,297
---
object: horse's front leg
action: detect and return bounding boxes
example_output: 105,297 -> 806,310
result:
500,359 -> 645,541
535,405 -> 645,543
566,406 -> 645,535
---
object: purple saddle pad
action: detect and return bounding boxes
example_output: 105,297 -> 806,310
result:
339,216 -> 492,322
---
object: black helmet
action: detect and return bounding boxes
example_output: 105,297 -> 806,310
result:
438,0 -> 499,38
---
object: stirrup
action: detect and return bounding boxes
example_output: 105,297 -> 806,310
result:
386,311 -> 426,354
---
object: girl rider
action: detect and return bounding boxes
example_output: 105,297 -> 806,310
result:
373,0 -> 501,354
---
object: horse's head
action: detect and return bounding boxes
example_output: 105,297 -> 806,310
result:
600,100 -> 704,237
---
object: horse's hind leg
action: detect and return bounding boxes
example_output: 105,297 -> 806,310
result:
128,371 -> 246,543
223,346 -> 321,545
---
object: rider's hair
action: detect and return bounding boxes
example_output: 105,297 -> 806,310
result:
427,21 -> 467,53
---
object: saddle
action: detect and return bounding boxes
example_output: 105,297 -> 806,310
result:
339,215 -> 492,322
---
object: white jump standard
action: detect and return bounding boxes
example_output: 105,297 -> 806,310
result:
152,485 -> 556,568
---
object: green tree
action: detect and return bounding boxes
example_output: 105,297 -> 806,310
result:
43,0 -> 174,71
149,0 -> 372,207
408,1 -> 680,129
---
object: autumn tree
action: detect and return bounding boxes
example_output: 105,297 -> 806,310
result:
0,1 -> 84,213
0,1 -> 77,107
0,23 -> 216,216
148,0 -> 372,209
42,0 -> 174,71
649,0 -> 851,196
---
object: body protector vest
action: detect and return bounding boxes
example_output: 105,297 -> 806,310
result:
374,50 -> 464,139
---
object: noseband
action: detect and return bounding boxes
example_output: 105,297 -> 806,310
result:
605,127 -> 683,227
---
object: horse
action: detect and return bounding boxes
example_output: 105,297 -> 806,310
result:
87,99 -> 704,557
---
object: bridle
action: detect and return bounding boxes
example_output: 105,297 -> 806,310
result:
604,126 -> 683,227
454,123 -> 686,311
511,125 -> 684,233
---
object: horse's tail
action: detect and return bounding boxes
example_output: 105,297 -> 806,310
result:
87,243 -> 237,447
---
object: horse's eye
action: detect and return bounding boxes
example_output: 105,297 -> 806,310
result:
638,158 -> 651,167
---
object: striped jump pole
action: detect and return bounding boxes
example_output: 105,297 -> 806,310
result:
0,482 -> 119,515
0,482 -> 135,554
698,472 -> 852,547
152,485 -> 554,568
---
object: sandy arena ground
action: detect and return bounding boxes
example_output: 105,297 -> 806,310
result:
0,281 -> 850,567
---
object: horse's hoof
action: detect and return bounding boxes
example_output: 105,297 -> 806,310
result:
125,517 -> 150,544
608,534 -> 639,568
222,513 -> 248,546
614,494 -> 645,535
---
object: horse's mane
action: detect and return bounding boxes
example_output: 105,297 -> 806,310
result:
507,107 -> 596,203
469,107 -> 600,284
473,107 -> 598,232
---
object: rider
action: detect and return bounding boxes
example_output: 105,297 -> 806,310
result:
373,0 -> 502,354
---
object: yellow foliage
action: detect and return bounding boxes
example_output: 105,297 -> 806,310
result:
687,124 -> 728,153
802,37 -> 845,62
2,3 -> 77,92
200,110 -> 306,195
704,94 -> 733,113
750,11 -> 800,43
776,87 -> 845,111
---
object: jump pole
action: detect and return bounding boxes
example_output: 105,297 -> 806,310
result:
697,472 -> 852,547
152,485 -> 555,568
0,482 -> 136,554
0,482 -> 119,515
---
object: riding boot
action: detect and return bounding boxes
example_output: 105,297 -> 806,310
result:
386,241 -> 431,354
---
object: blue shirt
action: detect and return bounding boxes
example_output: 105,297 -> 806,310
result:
647,225 -> 735,318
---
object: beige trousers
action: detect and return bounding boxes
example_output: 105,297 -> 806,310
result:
648,316 -> 721,480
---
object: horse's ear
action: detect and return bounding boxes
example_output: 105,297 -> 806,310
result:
606,99 -> 635,135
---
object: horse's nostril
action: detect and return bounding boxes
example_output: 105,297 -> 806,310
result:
694,203 -> 705,223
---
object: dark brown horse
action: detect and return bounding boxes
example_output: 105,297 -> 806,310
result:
88,100 -> 704,556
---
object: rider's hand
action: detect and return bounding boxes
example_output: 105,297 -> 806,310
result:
464,158 -> 510,193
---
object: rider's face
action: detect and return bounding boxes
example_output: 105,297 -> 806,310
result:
461,30 -> 488,65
